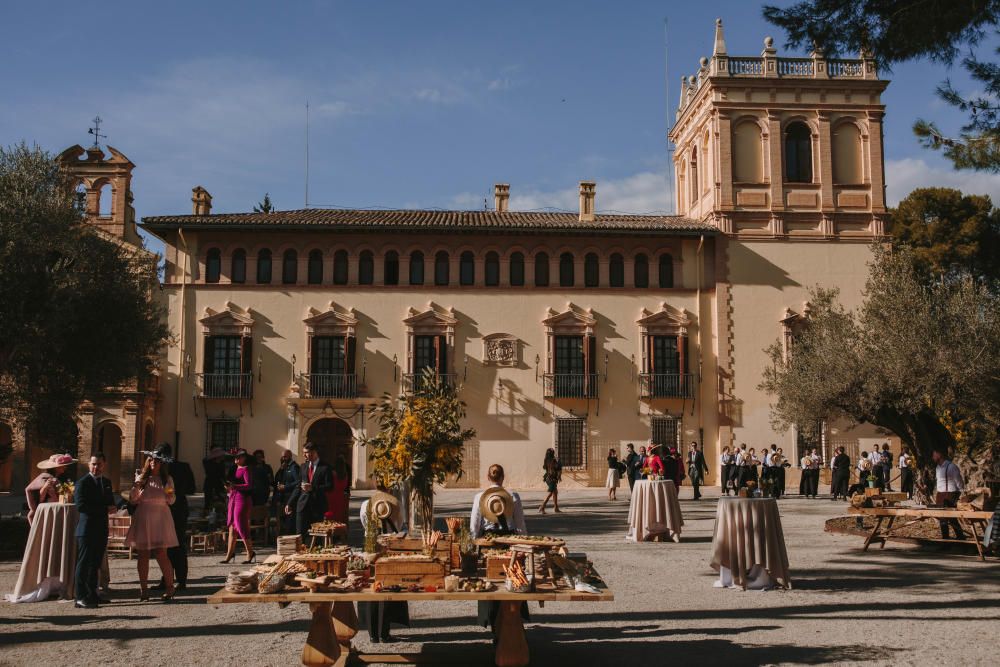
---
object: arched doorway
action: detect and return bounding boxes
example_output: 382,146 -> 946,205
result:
96,422 -> 123,491
305,418 -> 354,480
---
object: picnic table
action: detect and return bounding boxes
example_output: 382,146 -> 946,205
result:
848,506 -> 994,561
207,577 -> 613,667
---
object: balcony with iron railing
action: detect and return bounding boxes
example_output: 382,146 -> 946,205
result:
543,373 -> 600,399
402,372 -> 457,394
303,373 -> 358,399
197,372 -> 253,399
639,373 -> 695,399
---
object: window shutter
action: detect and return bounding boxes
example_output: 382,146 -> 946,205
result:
436,335 -> 447,374
241,336 -> 253,375
346,335 -> 356,374
204,336 -> 216,374
679,336 -> 688,374
647,335 -> 654,374
309,336 -> 318,374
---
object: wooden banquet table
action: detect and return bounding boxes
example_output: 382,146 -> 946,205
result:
208,578 -> 613,667
11,502 -> 78,600
848,506 -> 995,561
626,479 -> 684,542
709,497 -> 791,590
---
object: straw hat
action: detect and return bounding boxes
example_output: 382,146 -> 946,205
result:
37,453 -> 77,470
479,486 -> 514,524
140,448 -> 173,464
370,491 -> 398,520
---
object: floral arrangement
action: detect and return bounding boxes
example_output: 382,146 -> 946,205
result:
56,480 -> 75,502
364,368 -> 476,535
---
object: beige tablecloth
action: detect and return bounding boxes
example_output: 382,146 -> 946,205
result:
710,497 -> 791,589
11,502 -> 78,600
626,480 -> 684,542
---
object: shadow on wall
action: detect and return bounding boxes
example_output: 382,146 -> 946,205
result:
727,244 -> 801,288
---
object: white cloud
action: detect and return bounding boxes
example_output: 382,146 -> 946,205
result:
885,157 -> 1000,206
487,77 -> 511,92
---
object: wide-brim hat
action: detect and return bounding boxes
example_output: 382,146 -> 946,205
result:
479,486 -> 514,524
370,491 -> 398,520
206,447 -> 230,459
37,454 -> 77,470
140,449 -> 173,464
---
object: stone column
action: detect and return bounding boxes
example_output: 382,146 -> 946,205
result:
717,111 -> 734,209
121,400 -> 140,491
867,110 -> 887,213
766,113 -> 784,213
817,111 -> 835,211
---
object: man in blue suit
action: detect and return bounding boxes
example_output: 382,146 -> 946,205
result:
74,453 -> 115,608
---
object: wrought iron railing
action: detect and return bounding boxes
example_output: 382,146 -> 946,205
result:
304,373 -> 357,399
543,373 -> 600,399
197,372 -> 253,399
638,373 -> 695,399
402,372 -> 457,394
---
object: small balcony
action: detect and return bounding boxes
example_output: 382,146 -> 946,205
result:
197,372 -> 253,399
543,373 -> 599,399
303,373 -> 358,399
639,373 -> 694,399
402,372 -> 457,394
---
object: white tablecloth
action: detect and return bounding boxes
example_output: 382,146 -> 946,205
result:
9,503 -> 78,601
626,480 -> 684,542
709,497 -> 791,589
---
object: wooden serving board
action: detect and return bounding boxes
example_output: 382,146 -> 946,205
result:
490,536 -> 566,549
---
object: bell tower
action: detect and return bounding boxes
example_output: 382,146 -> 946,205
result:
668,19 -> 888,239
58,142 -> 141,247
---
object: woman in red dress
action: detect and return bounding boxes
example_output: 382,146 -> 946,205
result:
324,455 -> 351,524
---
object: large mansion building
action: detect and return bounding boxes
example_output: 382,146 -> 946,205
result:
1,21 -> 897,493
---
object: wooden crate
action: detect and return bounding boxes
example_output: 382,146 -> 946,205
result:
290,554 -> 348,577
374,559 -> 447,587
382,535 -> 453,562
486,556 -> 509,581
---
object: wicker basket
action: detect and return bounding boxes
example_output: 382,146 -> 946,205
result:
257,571 -> 286,594
504,578 -> 533,594
225,571 -> 257,594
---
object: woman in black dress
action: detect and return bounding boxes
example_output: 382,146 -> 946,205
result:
538,449 -> 562,513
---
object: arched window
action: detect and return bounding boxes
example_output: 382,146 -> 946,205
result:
732,120 -> 763,183
459,251 -> 475,286
308,249 -> 324,284
584,253 -> 599,287
634,253 -> 649,288
205,248 -> 221,283
97,181 -> 113,217
256,249 -> 272,284
358,250 -> 374,285
609,253 -> 624,287
282,249 -> 298,284
785,121 -> 813,183
231,249 -> 246,284
409,251 -> 425,285
485,251 -> 500,286
509,252 -> 525,286
534,252 -> 550,287
832,122 -> 863,185
333,250 -> 348,285
434,251 -> 450,286
658,254 -> 674,288
559,252 -> 575,287
384,251 -> 400,285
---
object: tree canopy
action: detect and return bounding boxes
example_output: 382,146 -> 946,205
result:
760,245 -> 1000,497
253,193 -> 274,213
0,143 -> 168,450
763,1 -> 1000,170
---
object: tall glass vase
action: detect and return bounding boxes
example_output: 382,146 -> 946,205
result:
410,477 -> 435,537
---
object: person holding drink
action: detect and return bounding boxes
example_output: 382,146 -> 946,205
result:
285,441 -> 332,541
126,449 -> 178,601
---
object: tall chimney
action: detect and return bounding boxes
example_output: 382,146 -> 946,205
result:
578,181 -> 596,221
192,186 -> 212,215
494,183 -> 510,213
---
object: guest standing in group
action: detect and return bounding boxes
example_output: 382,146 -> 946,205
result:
636,446 -> 649,482
151,444 -> 195,592
220,449 -> 255,564
25,454 -> 75,524
773,448 -> 789,498
624,444 -> 640,494
720,447 -> 734,496
324,454 -> 351,523
73,453 -> 114,609
933,448 -> 966,540
606,449 -> 621,501
251,449 -> 274,507
285,441 -> 333,540
645,445 -> 665,478
202,447 -> 228,510
687,442 -> 709,500
273,449 -> 299,536
746,448 -> 760,486
538,448 -> 562,514
899,448 -> 914,499
870,445 -> 886,491
126,450 -> 179,601
880,443 -> 894,491
831,446 -> 850,500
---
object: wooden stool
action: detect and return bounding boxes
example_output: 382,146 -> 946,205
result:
309,529 -> 334,550
190,532 -> 213,554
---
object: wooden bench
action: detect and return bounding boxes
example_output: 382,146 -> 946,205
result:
848,506 -> 994,561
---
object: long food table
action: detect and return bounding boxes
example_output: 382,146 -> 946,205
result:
208,578 -> 613,667
848,506 -> 994,561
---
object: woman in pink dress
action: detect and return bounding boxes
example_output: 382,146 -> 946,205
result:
220,450 -> 255,564
127,450 -> 178,601
324,455 -> 351,524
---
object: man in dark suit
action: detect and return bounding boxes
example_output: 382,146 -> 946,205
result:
272,449 -> 300,536
687,442 -> 709,500
151,443 -> 195,592
74,453 -> 115,608
285,441 -> 332,541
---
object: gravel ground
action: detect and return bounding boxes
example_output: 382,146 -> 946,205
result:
1,488 -> 998,666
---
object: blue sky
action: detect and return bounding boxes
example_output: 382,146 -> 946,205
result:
3,0 -> 999,256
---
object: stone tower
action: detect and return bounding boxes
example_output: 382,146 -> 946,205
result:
58,143 -> 142,247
